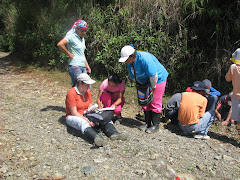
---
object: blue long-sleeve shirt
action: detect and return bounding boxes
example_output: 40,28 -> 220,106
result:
127,51 -> 168,84
210,87 -> 221,96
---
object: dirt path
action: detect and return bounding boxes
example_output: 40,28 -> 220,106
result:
0,52 -> 240,180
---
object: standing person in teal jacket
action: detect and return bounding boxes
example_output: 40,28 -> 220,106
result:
57,19 -> 91,85
119,45 -> 168,133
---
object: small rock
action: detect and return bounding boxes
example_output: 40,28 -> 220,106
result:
196,164 -> 205,171
150,153 -> 160,160
135,169 -> 146,175
93,158 -> 106,163
214,156 -> 221,160
223,155 -> 235,161
0,166 -> 8,173
83,166 -> 94,175
63,165 -> 71,171
52,172 -> 65,179
42,171 -> 51,178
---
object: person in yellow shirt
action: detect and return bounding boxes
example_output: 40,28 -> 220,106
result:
178,81 -> 215,140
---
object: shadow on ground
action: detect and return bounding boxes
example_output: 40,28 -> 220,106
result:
164,121 -> 240,148
58,115 -> 100,149
208,131 -> 240,148
40,105 -> 65,112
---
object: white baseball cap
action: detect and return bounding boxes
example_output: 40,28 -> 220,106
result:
119,45 -> 135,62
76,73 -> 96,84
232,48 -> 240,64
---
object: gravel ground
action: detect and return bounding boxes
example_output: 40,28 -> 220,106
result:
0,52 -> 240,180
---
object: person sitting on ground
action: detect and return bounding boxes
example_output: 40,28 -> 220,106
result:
186,79 -> 221,111
65,73 -> 127,147
178,81 -> 215,140
97,74 -> 125,120
164,93 -> 182,125
215,92 -> 233,126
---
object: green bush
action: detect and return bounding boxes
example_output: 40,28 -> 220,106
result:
1,0 -> 239,95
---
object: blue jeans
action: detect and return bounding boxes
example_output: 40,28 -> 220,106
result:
206,95 -> 218,111
68,65 -> 87,85
179,110 -> 215,135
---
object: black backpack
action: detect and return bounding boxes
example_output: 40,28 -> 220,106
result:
85,110 -> 114,125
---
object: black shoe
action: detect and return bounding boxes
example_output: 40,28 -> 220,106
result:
145,111 -> 160,133
138,124 -> 148,131
110,132 -> 128,141
85,127 -> 105,147
94,135 -> 106,146
145,125 -> 159,133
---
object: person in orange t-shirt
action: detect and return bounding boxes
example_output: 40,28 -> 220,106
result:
178,81 -> 215,140
65,73 -> 127,147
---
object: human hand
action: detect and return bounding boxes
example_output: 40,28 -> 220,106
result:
110,104 -> 116,109
217,113 -> 221,120
86,66 -> 91,73
89,121 -> 95,127
68,53 -> 74,59
98,104 -> 103,109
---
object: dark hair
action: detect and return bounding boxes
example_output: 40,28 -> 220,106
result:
72,80 -> 84,87
108,74 -> 122,84
72,80 -> 78,87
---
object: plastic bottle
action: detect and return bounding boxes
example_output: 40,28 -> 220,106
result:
165,165 -> 180,180
154,157 -> 180,180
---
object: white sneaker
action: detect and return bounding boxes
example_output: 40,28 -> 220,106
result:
202,135 -> 210,140
194,134 -> 204,139
194,134 -> 210,140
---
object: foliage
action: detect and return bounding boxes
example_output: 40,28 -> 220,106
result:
1,0 -> 240,94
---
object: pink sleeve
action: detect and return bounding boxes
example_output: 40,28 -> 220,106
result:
119,81 -> 126,91
99,79 -> 108,91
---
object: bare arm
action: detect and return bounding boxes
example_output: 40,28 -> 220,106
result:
57,38 -> 74,59
85,55 -> 91,73
97,90 -> 104,109
215,106 -> 221,120
225,107 -> 232,122
111,90 -> 125,108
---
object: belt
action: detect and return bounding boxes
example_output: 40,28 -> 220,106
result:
181,123 -> 195,127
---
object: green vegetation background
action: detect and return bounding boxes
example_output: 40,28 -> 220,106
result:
0,0 -> 239,95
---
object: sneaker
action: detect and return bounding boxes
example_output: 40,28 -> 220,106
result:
202,135 -> 210,140
194,134 -> 210,140
194,134 -> 204,139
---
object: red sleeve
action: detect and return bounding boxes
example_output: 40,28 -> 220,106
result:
66,88 -> 77,108
186,87 -> 193,92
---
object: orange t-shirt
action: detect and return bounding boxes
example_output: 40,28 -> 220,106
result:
65,87 -> 92,117
178,92 -> 207,125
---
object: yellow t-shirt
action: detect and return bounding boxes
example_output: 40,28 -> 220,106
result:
178,92 -> 207,125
